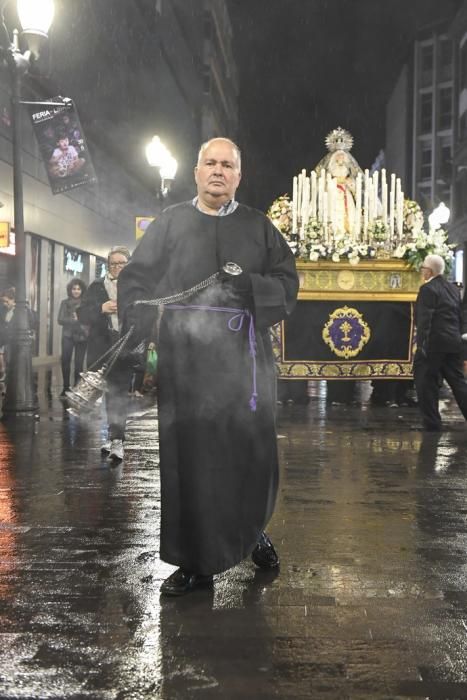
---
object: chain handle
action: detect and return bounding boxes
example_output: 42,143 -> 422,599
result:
131,270 -> 220,307
86,325 -> 135,373
87,270 -> 223,375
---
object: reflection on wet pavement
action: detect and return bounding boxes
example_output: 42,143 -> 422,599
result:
0,378 -> 467,698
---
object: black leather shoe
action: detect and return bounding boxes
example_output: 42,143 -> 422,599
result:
160,568 -> 213,596
251,532 -> 280,569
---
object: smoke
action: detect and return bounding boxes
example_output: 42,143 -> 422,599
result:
160,281 -> 270,420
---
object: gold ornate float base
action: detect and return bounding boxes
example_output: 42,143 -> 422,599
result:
275,260 -> 420,380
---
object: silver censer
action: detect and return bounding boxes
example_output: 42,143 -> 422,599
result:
64,262 -> 243,418
65,366 -> 108,417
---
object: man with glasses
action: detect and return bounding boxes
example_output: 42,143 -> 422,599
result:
414,254 -> 467,431
79,246 -> 131,460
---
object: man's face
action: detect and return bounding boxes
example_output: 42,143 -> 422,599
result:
420,264 -> 433,282
194,141 -> 241,205
2,296 -> 14,309
58,137 -> 69,151
108,253 -> 128,279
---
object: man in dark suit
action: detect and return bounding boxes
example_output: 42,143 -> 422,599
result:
414,254 -> 467,431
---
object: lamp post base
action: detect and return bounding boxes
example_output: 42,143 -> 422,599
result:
2,325 -> 38,419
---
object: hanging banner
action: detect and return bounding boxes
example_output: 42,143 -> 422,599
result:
28,97 -> 97,195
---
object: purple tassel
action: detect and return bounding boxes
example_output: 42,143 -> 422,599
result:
249,394 -> 257,412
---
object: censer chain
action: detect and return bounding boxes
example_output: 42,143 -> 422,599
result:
131,271 -> 220,307
88,270 -> 221,375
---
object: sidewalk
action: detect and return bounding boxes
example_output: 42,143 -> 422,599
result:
0,374 -> 467,698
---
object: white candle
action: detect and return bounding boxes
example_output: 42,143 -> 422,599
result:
297,173 -> 303,221
300,176 -> 309,239
310,170 -> 317,218
355,172 -> 362,240
396,178 -> 402,240
326,173 -> 332,232
323,191 -> 328,242
292,176 -> 298,233
318,170 -> 325,224
381,168 -> 387,225
397,186 -> 404,241
331,178 -> 337,234
372,170 -> 379,219
389,173 -> 396,241
369,180 -> 375,222
363,173 -> 369,242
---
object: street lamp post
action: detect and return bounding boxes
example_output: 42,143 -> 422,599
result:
145,135 -> 178,199
0,0 -> 54,418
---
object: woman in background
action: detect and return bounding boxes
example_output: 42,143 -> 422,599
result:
57,277 -> 88,396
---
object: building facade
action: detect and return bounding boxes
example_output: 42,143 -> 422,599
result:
448,1 -> 467,267
0,0 -> 238,369
385,22 -> 454,212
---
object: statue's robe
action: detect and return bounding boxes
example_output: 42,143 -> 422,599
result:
118,202 -> 299,574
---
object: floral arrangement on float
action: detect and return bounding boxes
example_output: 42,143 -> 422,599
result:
266,127 -> 454,270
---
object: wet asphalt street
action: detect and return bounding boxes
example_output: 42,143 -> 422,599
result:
1,371 -> 467,699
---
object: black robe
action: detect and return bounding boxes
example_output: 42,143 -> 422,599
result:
118,202 -> 299,574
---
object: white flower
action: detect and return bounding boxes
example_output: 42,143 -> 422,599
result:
309,250 -> 320,262
332,252 -> 340,263
393,245 -> 406,258
348,254 -> 360,265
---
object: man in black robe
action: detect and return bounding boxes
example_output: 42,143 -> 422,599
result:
414,253 -> 467,431
118,137 -> 299,595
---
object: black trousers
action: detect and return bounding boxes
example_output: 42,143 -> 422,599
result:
61,336 -> 87,389
414,350 -> 467,430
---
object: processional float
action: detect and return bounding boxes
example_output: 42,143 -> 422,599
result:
266,127 -> 453,381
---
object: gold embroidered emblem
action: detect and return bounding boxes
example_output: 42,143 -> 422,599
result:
322,306 -> 371,359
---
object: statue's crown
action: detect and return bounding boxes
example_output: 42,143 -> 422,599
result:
325,127 -> 353,153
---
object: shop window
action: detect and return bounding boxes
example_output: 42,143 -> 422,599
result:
29,236 -> 40,357
95,258 -> 106,279
46,241 -> 54,356
64,248 -> 85,276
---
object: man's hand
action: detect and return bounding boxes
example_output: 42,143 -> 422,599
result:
102,300 -> 117,314
218,270 -> 252,294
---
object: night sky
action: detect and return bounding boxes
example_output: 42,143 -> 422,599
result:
2,0 -> 462,214
228,0 -> 461,211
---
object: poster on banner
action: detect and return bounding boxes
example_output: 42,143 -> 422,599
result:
29,98 -> 97,195
0,221 -> 9,248
135,216 -> 155,240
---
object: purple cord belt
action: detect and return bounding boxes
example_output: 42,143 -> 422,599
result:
164,304 -> 258,411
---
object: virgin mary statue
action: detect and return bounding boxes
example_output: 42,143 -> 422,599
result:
314,127 -> 363,236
